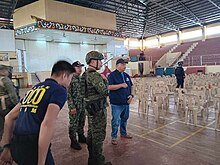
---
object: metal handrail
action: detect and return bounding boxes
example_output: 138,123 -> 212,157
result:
12,65 -> 41,83
184,54 -> 220,66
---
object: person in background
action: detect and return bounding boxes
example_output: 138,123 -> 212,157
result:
108,59 -> 134,145
175,61 -> 185,88
68,61 -> 86,150
81,51 -> 111,165
0,60 -> 74,165
0,64 -> 18,152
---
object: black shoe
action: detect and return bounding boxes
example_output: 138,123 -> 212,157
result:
70,140 -> 82,150
104,162 -> 112,165
78,134 -> 87,143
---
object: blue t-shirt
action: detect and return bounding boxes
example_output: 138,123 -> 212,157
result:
14,79 -> 67,135
108,70 -> 133,105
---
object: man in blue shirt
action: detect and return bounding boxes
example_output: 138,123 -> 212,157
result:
108,59 -> 134,145
0,60 -> 74,165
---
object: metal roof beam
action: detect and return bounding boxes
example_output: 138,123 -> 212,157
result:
90,0 -> 107,8
71,0 -> 145,15
175,0 -> 202,25
148,0 -> 202,26
139,0 -> 179,38
11,0 -> 19,14
207,0 -> 220,10
0,1 -> 11,5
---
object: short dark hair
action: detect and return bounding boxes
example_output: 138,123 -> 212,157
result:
51,60 -> 74,76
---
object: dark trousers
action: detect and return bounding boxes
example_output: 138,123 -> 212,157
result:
176,77 -> 184,88
69,107 -> 86,140
0,109 -> 10,140
87,110 -> 107,165
11,135 -> 55,165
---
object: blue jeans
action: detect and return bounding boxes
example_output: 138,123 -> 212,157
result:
111,104 -> 130,140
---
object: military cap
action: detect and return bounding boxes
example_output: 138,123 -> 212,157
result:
85,51 -> 104,64
0,64 -> 11,70
72,61 -> 84,67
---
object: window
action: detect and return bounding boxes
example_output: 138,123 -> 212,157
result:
182,29 -> 202,40
129,40 -> 141,48
206,26 -> 220,36
144,39 -> 158,47
161,35 -> 177,44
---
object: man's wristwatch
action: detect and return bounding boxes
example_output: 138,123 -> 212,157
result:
131,94 -> 134,98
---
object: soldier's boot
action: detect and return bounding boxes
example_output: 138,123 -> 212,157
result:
70,137 -> 82,150
88,158 -> 96,165
78,134 -> 87,143
89,157 -> 112,165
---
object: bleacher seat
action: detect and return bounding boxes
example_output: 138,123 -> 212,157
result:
184,38 -> 220,66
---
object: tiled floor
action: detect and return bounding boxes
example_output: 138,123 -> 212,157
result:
19,88 -> 220,165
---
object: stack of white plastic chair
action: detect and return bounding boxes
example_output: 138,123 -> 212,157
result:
174,88 -> 186,111
184,93 -> 200,126
152,83 -> 169,121
214,95 -> 220,129
193,88 -> 208,122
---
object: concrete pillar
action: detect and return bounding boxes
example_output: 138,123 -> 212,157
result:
177,31 -> 182,45
127,38 -> 130,50
202,26 -> 207,41
141,39 -> 144,51
157,35 -> 161,48
27,72 -> 32,88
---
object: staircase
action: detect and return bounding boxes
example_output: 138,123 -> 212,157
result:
170,53 -> 184,67
155,45 -> 178,67
179,42 -> 198,62
169,45 -> 178,53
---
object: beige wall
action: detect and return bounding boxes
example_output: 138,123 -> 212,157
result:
206,65 -> 220,74
157,55 -> 167,67
13,72 -> 28,88
207,22 -> 220,28
14,0 -> 116,30
127,61 -> 151,76
127,62 -> 139,76
156,52 -> 181,67
166,52 -> 181,66
45,0 -> 116,30
161,32 -> 177,37
36,71 -> 51,82
13,0 -> 46,29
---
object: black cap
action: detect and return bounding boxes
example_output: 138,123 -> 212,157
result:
116,58 -> 128,65
178,61 -> 183,66
72,61 -> 84,67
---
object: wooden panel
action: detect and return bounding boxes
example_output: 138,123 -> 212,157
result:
45,0 -> 116,30
206,65 -> 220,74
13,0 -> 46,29
185,66 -> 205,75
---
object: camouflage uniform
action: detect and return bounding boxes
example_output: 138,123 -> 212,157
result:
67,74 -> 85,141
81,51 -> 109,165
0,65 -> 18,140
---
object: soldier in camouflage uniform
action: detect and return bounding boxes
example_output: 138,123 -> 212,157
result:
68,61 -> 87,150
81,51 -> 111,165
0,64 -> 18,151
